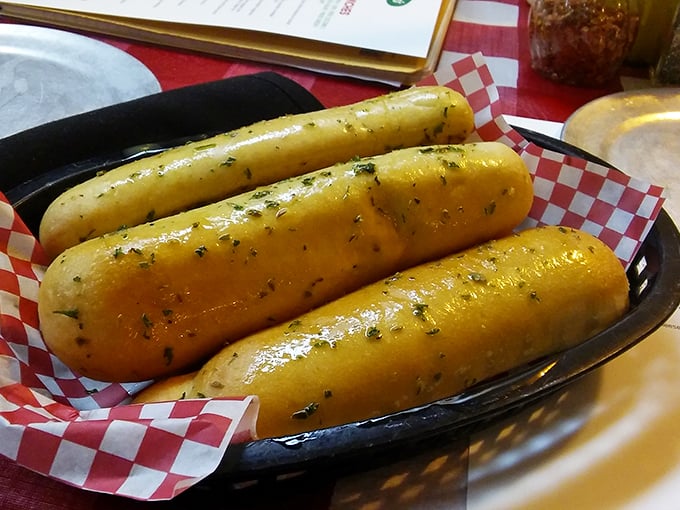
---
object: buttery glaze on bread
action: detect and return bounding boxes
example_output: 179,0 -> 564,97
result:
134,226 -> 630,438
38,85 -> 474,260
37,142 -> 532,382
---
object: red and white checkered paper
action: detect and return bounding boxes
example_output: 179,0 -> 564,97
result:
0,53 -> 666,501
422,53 -> 666,264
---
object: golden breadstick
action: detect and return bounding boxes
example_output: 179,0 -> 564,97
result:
135,226 -> 629,438
39,86 -> 474,259
38,142 -> 531,382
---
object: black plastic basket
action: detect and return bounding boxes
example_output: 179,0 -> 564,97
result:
6,127 -> 680,488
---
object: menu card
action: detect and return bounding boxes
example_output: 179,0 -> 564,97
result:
0,0 -> 457,84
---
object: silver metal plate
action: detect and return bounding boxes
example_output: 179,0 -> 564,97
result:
0,23 -> 161,138
562,88 -> 680,220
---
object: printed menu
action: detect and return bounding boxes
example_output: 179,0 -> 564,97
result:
0,0 -> 457,84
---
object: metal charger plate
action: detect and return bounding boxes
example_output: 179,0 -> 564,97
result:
0,23 -> 161,138
5,127 -> 680,488
562,88 -> 680,220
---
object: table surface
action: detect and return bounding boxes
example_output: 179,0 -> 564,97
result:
2,1 -> 680,509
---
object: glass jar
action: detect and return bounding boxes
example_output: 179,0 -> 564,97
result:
529,0 -> 639,87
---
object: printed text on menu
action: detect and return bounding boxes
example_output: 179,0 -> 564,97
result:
3,0 -> 445,57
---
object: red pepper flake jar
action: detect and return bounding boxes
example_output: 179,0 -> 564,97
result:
529,0 -> 639,86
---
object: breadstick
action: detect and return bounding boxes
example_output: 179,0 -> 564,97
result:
135,226 -> 629,438
38,86 -> 474,259
38,142 -> 532,382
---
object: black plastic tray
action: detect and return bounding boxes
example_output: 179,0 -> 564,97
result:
6,127 -> 680,488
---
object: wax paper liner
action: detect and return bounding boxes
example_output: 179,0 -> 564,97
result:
0,52 -> 666,501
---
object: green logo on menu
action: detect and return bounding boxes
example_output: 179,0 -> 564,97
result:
387,0 -> 413,5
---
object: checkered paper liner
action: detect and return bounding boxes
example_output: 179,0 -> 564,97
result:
421,53 -> 666,263
0,53 -> 666,501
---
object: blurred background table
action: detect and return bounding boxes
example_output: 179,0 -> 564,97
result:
55,0 -> 644,121
2,1 -> 679,509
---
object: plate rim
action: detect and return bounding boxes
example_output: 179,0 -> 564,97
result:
0,22 -> 161,137
561,87 -> 680,151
